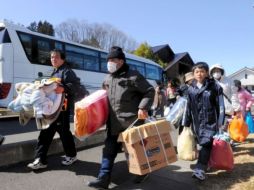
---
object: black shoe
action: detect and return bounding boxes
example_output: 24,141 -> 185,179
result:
0,135 -> 5,145
87,175 -> 110,189
133,174 -> 149,184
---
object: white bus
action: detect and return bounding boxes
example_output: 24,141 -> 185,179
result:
0,20 -> 163,109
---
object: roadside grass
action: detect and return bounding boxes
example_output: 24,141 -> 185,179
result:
198,134 -> 254,190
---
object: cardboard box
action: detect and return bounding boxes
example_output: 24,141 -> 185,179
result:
118,120 -> 177,175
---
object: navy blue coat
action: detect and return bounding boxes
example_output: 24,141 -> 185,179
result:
182,78 -> 225,145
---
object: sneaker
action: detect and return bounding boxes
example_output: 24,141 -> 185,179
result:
61,156 -> 77,165
27,158 -> 47,170
133,174 -> 149,184
0,135 -> 5,145
192,168 -> 206,181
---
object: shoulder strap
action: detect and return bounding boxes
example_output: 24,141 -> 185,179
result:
214,79 -> 232,104
223,92 -> 232,104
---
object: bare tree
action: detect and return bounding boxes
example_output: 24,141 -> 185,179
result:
55,19 -> 80,42
55,19 -> 138,52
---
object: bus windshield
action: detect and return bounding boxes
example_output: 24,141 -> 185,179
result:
0,28 -> 11,44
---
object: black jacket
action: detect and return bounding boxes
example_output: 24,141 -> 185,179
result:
103,64 -> 155,135
182,78 -> 225,145
51,63 -> 80,109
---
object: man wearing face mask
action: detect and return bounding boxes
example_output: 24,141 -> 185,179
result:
210,64 -> 240,131
86,46 -> 155,189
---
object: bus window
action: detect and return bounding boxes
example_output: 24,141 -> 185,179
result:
65,52 -> 84,69
145,64 -> 161,81
18,33 -> 33,60
0,28 -> 11,43
100,53 -> 108,72
84,55 -> 99,71
127,59 -> 145,76
37,39 -> 51,65
54,41 -> 64,51
82,48 -> 99,71
129,64 -> 137,71
65,44 -> 99,71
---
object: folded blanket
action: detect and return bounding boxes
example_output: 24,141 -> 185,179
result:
8,78 -> 64,130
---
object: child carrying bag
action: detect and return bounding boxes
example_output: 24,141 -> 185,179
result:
177,127 -> 197,161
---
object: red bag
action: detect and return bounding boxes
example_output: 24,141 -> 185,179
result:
208,138 -> 234,171
74,90 -> 108,140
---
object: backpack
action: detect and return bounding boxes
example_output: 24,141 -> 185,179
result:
69,81 -> 89,119
58,65 -> 89,103
73,83 -> 89,102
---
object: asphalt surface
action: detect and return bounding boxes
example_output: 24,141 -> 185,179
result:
0,117 -> 37,136
0,144 -> 198,190
0,117 -> 199,190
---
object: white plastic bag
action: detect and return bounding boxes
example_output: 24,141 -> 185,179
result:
164,106 -> 170,117
177,127 -> 197,161
166,97 -> 187,127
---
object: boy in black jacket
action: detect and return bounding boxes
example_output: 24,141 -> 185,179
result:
182,62 -> 225,180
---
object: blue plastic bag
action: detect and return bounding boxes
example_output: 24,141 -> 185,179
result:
245,112 -> 254,133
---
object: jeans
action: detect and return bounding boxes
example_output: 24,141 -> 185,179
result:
98,134 -> 122,177
98,119 -> 144,178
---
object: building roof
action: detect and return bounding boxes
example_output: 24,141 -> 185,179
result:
164,52 -> 194,71
151,44 -> 173,54
151,44 -> 175,63
228,67 -> 254,78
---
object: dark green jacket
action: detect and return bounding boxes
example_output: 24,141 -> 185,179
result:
103,64 -> 155,135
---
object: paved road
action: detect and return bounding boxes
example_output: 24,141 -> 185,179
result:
0,117 -> 37,136
0,144 -> 198,190
0,117 -> 196,190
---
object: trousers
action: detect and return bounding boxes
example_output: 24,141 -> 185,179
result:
35,110 -> 76,164
98,133 -> 122,177
196,141 -> 213,170
98,119 -> 145,177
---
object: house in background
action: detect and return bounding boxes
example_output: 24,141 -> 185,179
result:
151,44 -> 194,81
228,67 -> 254,95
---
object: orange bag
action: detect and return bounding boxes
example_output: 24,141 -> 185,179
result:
74,90 -> 108,140
228,115 -> 249,142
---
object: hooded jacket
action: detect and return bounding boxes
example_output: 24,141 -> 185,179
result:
182,78 -> 225,145
237,88 -> 254,117
210,64 -> 240,115
103,63 -> 155,135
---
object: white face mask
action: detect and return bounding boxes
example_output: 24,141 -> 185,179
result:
107,61 -> 118,73
212,72 -> 222,79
